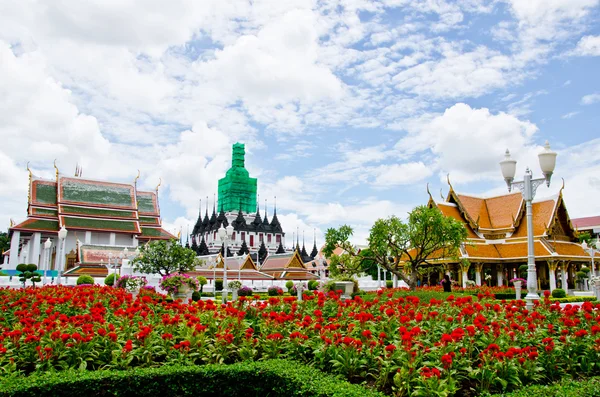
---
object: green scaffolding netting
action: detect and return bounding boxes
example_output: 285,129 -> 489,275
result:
218,143 -> 257,213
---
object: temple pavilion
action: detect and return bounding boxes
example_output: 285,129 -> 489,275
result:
191,143 -> 319,264
415,180 -> 591,291
6,167 -> 174,277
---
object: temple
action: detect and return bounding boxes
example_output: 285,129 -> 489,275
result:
414,180 -> 591,291
5,166 -> 174,276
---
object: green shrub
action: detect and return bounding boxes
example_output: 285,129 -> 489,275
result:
238,286 -> 253,296
577,271 -> 587,280
549,296 -> 597,303
494,293 -> 517,300
268,286 -> 284,296
518,264 -> 528,277
16,263 -> 41,286
104,273 -> 117,286
308,280 -> 319,291
196,276 -> 207,292
551,288 -> 566,298
215,278 -> 223,291
285,280 -> 294,292
76,275 -> 95,286
201,292 -> 215,297
581,266 -> 591,274
386,280 -> 393,288
488,376 -> 600,397
191,291 -> 201,301
0,360 -> 385,397
351,290 -> 366,298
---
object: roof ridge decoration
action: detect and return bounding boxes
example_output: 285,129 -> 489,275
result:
446,184 -> 479,231
133,170 -> 140,210
54,159 -> 59,182
26,162 -> 33,204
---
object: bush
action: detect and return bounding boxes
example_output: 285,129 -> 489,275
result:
228,280 -> 242,290
215,279 -> 223,291
268,286 -> 284,296
285,280 -> 294,292
308,280 -> 319,291
104,273 -> 117,286
201,292 -> 215,297
577,271 -> 588,280
488,376 -> 600,397
518,264 -> 528,278
0,360 -> 385,397
238,286 -> 253,296
76,275 -> 94,286
386,280 -> 393,288
494,293 -> 517,300
551,288 -> 566,298
16,263 -> 41,286
581,266 -> 591,274
196,276 -> 207,292
191,291 -> 201,301
549,296 -> 597,303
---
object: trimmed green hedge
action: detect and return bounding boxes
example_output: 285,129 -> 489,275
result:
494,293 -> 517,300
489,376 -> 600,397
0,360 -> 385,397
549,296 -> 597,303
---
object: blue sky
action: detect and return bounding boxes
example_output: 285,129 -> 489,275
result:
0,0 -> 599,245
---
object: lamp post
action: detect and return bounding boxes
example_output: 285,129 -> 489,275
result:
500,141 -> 557,309
235,253 -> 240,281
43,238 -> 52,285
57,226 -> 68,285
582,237 -> 600,276
218,224 -> 234,304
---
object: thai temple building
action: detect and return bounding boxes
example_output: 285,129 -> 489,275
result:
190,143 -> 318,262
5,166 -> 174,277
421,180 -> 591,291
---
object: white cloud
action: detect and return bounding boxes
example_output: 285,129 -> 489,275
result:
572,35 -> 600,56
373,162 -> 433,186
581,93 -> 600,105
396,103 -> 539,183
561,111 -> 581,119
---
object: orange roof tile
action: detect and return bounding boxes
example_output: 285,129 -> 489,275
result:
457,195 -> 490,228
550,242 -> 590,258
437,203 -> 479,238
484,193 -> 522,229
494,241 -> 551,258
465,244 -> 501,259
512,199 -> 556,238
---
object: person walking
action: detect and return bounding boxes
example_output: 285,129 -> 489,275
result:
442,274 -> 452,292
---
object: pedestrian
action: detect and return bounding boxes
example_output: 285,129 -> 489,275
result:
442,274 -> 452,292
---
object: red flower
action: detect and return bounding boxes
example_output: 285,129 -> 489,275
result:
122,340 -> 133,353
385,344 -> 396,352
441,353 -> 453,369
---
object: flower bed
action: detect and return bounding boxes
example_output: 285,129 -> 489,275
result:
1,285 -> 600,396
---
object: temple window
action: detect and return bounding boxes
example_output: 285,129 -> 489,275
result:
267,234 -> 272,243
241,232 -> 245,241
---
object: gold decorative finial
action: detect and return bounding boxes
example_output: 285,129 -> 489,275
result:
155,178 -> 162,193
447,173 -> 454,192
440,188 -> 444,201
10,218 -> 15,227
134,170 -> 140,185
426,183 -> 432,200
26,162 -> 32,202
560,177 -> 565,193
53,159 -> 59,180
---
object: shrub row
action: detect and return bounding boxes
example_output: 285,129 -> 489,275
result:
488,376 -> 600,397
549,296 -> 597,303
0,360 -> 385,397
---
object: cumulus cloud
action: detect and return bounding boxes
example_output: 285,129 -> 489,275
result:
572,35 -> 600,56
581,93 -> 600,105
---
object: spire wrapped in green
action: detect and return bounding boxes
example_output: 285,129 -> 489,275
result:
218,143 -> 257,213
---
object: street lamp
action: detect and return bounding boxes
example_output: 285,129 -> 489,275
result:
218,224 -> 234,304
57,226 -> 68,285
500,141 -> 557,309
43,238 -> 52,285
582,237 -> 600,276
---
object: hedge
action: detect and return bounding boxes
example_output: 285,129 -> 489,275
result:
488,376 -> 600,397
0,359 -> 385,397
549,296 -> 597,303
494,293 -> 517,300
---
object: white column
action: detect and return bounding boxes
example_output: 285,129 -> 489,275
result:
496,265 -> 504,287
475,263 -> 482,286
548,261 -> 557,292
393,274 -> 398,288
561,263 -> 568,293
8,231 -> 20,269
31,232 -> 42,267
109,233 -> 116,246
462,270 -> 468,288
85,231 -> 91,244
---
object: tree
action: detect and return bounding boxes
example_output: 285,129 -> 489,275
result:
16,263 -> 41,287
131,239 -> 197,277
324,205 -> 467,290
0,232 -> 9,254
196,276 -> 207,292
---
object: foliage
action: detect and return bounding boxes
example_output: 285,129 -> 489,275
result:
238,286 -> 253,296
551,288 -> 566,298
228,280 -> 242,290
191,291 -> 201,302
286,280 -> 294,292
196,276 -> 207,293
16,264 -> 41,287
581,266 -> 591,274
519,265 -> 528,278
578,231 -> 592,244
268,286 -> 284,296
386,280 -> 393,288
494,293 -> 517,300
0,360 -> 384,397
324,206 -> 467,290
308,280 -> 320,291
0,232 -> 9,254
131,239 -> 197,277
159,273 -> 199,295
577,271 -> 587,280
489,376 -> 600,397
215,279 -> 223,291
115,275 -> 147,292
76,275 -> 95,286
4,285 -> 600,395
549,296 -> 597,303
104,273 -> 117,286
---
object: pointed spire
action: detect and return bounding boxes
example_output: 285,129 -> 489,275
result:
237,239 -> 250,256
301,230 -> 308,258
185,225 -> 190,248
276,240 -> 286,254
191,236 -> 199,254
192,198 -> 203,235
198,235 -> 209,256
220,243 -> 232,257
296,226 -> 300,252
258,240 -> 268,263
202,196 -> 210,229
270,196 -> 282,232
209,194 -> 217,226
252,197 -> 263,229
262,198 -> 270,225
310,228 -> 318,259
